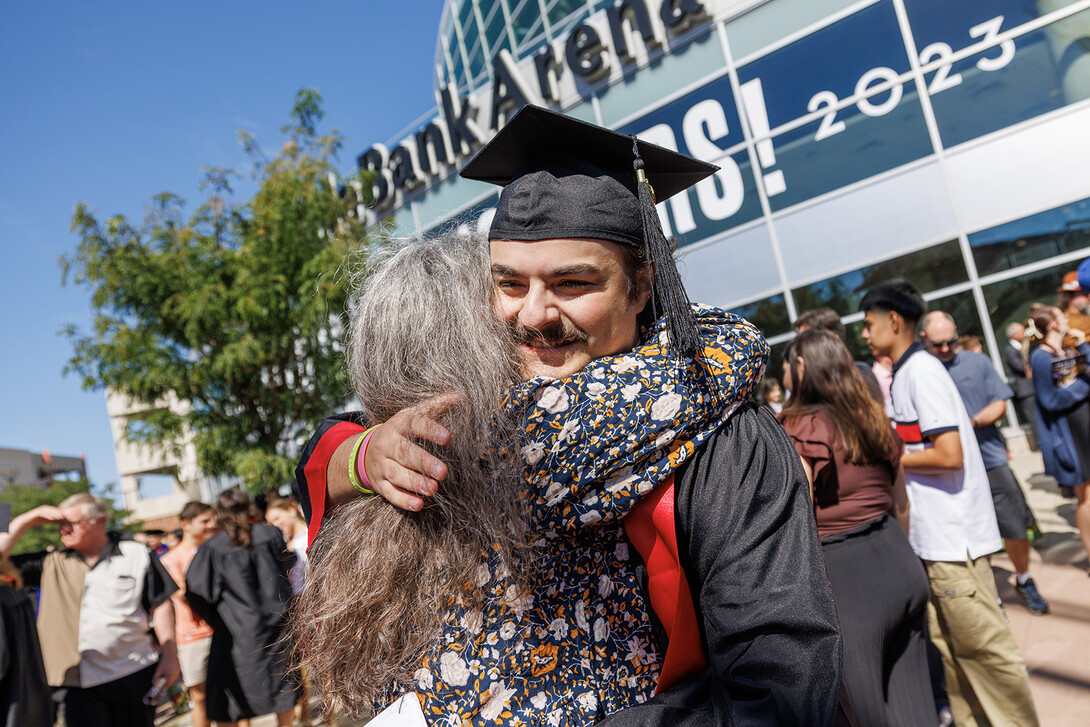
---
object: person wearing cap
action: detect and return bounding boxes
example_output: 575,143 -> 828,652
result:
1057,270 -> 1090,338
295,106 -> 841,724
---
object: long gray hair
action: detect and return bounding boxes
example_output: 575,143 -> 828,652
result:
291,231 -> 528,717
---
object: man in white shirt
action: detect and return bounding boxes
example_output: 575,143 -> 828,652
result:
860,281 -> 1038,727
1,493 -> 180,727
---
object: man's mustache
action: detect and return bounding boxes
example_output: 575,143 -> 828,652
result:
510,320 -> 589,348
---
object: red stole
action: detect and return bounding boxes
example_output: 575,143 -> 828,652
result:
623,474 -> 707,693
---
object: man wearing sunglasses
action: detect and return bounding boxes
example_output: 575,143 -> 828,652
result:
0,493 -> 180,727
920,311 -> 1049,616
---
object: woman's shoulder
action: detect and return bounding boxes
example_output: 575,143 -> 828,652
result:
782,408 -> 834,439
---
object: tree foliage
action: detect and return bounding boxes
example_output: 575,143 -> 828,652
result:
61,89 -> 368,493
1,480 -> 133,555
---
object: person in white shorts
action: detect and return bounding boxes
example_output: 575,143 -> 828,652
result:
161,501 -> 217,727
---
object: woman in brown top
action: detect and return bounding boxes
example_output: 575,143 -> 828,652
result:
781,329 -> 934,727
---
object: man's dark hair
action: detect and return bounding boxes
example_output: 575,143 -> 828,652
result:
179,500 -> 212,523
859,280 -> 926,325
794,308 -> 846,340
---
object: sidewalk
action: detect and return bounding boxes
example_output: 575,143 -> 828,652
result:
998,435 -> 1090,727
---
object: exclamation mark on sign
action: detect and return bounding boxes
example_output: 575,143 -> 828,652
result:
739,78 -> 787,197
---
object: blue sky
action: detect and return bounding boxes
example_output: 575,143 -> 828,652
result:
0,1 -> 444,500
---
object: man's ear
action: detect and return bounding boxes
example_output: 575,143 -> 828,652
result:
889,310 -> 903,335
635,267 -> 652,310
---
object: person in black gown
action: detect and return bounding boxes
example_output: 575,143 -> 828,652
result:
185,489 -> 298,727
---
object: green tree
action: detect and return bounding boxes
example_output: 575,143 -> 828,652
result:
0,480 -> 133,555
61,90 -> 368,493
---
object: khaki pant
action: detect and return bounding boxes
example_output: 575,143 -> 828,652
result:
924,556 -> 1039,727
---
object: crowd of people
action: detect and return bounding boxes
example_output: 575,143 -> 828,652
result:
0,490 -> 317,727
2,104 -> 1088,727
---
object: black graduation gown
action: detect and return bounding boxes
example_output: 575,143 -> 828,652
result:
0,587 -> 51,727
600,402 -> 843,726
185,525 -> 298,721
295,402 -> 842,725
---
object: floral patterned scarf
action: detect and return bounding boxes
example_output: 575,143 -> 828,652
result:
503,304 -> 769,536
413,306 -> 768,726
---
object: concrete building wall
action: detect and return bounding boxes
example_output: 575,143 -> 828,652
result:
0,446 -> 87,491
105,390 -> 234,526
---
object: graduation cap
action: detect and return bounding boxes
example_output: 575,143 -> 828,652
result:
460,104 -> 718,360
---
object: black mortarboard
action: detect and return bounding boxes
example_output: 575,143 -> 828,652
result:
460,105 -> 718,359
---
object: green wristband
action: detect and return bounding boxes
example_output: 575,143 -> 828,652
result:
348,426 -> 379,495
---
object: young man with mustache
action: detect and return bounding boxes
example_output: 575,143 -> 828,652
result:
296,106 -> 842,725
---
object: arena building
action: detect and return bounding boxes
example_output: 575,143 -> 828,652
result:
350,0 -> 1090,393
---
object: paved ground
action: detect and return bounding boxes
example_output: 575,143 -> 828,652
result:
997,434 -> 1090,727
164,433 -> 1089,727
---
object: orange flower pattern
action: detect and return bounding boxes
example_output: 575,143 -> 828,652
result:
400,308 -> 768,725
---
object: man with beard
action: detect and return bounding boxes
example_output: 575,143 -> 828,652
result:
296,106 -> 840,725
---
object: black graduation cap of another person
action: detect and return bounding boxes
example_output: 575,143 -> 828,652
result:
460,104 -> 718,360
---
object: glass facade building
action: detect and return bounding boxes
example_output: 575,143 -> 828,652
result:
365,0 -> 1090,419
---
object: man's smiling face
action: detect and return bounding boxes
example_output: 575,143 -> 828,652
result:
490,237 -> 650,379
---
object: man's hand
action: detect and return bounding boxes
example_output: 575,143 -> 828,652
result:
363,393 -> 460,511
15,505 -> 65,527
1071,328 -> 1087,346
326,393 -> 461,512
152,648 -> 181,688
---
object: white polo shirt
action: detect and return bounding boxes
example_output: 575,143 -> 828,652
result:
889,343 -> 1002,562
16,536 -> 177,688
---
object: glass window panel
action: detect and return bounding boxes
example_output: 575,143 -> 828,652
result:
728,293 -> 793,338
467,43 -> 487,83
764,82 -> 933,211
511,0 -> 544,47
735,1 -> 910,130
464,21 -> 482,60
619,74 -> 763,243
726,0 -> 863,62
459,0 -> 477,31
452,51 -> 466,90
484,1 -> 508,56
547,0 -> 586,28
792,239 -> 966,314
925,11 -> 1090,149
904,0 -> 1082,54
970,196 -> 1090,276
983,260 -> 1077,345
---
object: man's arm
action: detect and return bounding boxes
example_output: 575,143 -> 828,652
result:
0,505 -> 64,557
901,429 -> 962,471
673,403 -> 841,725
151,599 -> 180,686
143,548 -> 180,685
969,399 -> 1008,429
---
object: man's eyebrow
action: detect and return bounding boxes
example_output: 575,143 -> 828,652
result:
490,263 -> 603,277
